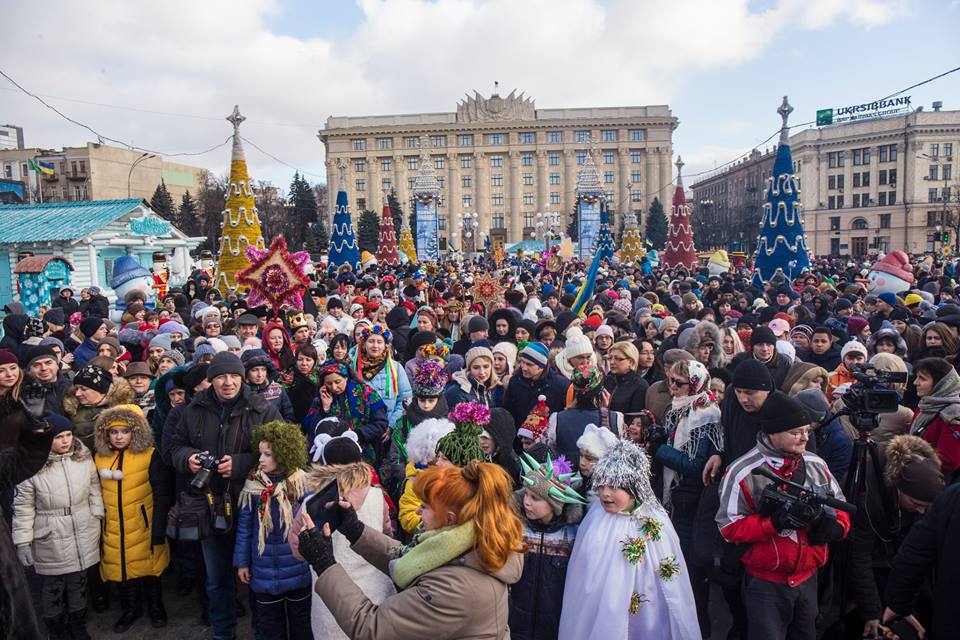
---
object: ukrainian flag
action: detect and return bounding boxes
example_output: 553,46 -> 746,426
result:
29,159 -> 55,175
571,252 -> 602,316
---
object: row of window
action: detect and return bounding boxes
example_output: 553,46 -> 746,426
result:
828,168 -> 900,190
929,187 -> 952,203
2,159 -> 88,179
829,214 -> 892,230
929,143 -> 954,158
929,164 -> 954,181
350,129 -> 646,151
827,144 -> 898,168
357,167 -> 647,192
827,191 -> 897,209
351,149 -> 648,173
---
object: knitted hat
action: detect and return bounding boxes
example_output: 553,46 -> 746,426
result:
405,418 -> 456,466
750,326 -> 777,347
109,256 -> 152,289
795,388 -> 829,422
870,251 -> 914,287
148,334 -> 172,351
590,440 -> 654,503
561,327 -> 594,359
467,315 -> 489,334
39,336 -> 64,352
465,346 -> 494,370
220,335 -> 241,351
576,423 -> 619,460
193,342 -> 216,360
903,293 -> 923,307
313,431 -> 363,465
79,317 -> 104,339
877,292 -> 898,309
24,344 -> 58,368
160,349 -> 185,367
206,352 -> 245,381
682,292 -> 698,305
517,395 -> 550,441
790,325 -> 813,341
841,340 -> 868,359
846,316 -> 869,336
571,364 -> 604,397
519,342 -> 549,368
582,315 -> 602,332
73,364 -> 112,394
413,360 -> 447,398
491,342 -> 518,375
884,435 -> 944,503
158,321 -> 189,336
731,359 -> 774,391
518,452 -> 587,515
0,349 -> 17,367
758,391 -> 810,434
240,348 -> 276,375
43,307 -> 65,327
44,413 -> 74,437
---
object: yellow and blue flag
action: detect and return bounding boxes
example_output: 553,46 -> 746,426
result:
29,159 -> 55,175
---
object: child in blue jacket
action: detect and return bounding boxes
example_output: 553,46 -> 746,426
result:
234,421 -> 313,640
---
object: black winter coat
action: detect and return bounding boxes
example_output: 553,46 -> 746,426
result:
167,385 -> 281,506
51,295 -> 80,318
502,368 -> 570,435
885,484 -> 960,639
799,344 -> 842,371
80,294 -> 109,319
728,351 -> 794,389
603,370 -> 648,416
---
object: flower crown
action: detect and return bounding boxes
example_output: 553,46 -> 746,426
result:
419,340 -> 451,359
359,324 -> 392,345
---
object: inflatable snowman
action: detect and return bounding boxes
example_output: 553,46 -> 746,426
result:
110,256 -> 156,323
866,250 -> 915,295
708,250 -> 730,277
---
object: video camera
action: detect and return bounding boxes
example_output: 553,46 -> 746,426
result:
190,453 -> 224,491
838,364 -> 907,432
753,466 -> 857,529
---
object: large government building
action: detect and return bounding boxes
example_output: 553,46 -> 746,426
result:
691,104 -> 960,258
318,88 -> 678,246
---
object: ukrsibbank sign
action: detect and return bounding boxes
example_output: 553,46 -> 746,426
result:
817,96 -> 911,126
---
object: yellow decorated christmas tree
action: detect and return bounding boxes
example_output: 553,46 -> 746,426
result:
620,208 -> 645,265
214,105 -> 265,294
398,209 -> 417,264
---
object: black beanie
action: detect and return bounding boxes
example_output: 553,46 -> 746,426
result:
183,364 -> 210,391
206,352 -> 245,381
44,413 -> 74,437
73,364 -> 112,394
731,359 -> 774,391
43,307 -> 65,327
758,391 -> 810,434
750,326 -> 777,347
467,316 -> 489,334
79,317 -> 104,339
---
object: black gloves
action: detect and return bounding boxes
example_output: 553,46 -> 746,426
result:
338,502 -> 365,545
646,425 -> 667,457
807,513 -> 845,546
298,526 -> 336,576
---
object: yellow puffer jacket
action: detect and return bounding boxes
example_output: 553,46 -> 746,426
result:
398,463 -> 422,534
96,447 -> 169,581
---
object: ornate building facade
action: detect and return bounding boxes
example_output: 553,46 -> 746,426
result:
318,88 -> 677,246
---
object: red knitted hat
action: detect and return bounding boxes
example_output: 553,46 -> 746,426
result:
871,251 -> 915,285
517,395 -> 550,441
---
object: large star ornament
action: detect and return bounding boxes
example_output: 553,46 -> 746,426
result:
470,272 -> 505,308
236,236 -> 311,317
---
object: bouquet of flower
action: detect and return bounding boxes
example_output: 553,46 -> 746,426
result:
449,401 -> 491,431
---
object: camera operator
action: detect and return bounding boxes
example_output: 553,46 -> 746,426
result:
846,435 -> 944,639
168,352 -> 281,640
716,391 -> 851,640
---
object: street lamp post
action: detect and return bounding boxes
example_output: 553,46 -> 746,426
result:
458,211 -> 479,255
534,206 -> 561,254
128,152 -> 156,198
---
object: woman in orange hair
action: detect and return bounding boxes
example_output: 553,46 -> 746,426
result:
298,460 -> 524,639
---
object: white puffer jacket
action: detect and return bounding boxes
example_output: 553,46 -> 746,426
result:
12,439 -> 103,575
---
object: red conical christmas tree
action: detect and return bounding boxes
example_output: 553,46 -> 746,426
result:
662,156 -> 697,270
376,193 -> 400,267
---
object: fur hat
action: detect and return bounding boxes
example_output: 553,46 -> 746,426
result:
576,423 -> 619,460
405,418 -> 456,466
884,435 -> 944,503
94,404 -> 153,459
590,440 -> 654,503
518,452 -> 587,515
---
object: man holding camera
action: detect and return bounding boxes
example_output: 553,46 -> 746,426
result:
169,352 -> 281,640
716,391 -> 851,640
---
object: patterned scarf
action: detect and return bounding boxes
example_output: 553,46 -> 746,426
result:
238,469 -> 306,557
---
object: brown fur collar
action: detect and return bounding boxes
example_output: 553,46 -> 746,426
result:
93,404 -> 154,456
43,438 -> 92,469
63,377 -> 136,417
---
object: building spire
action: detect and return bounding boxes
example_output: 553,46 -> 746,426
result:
227,105 -> 246,161
778,96 -> 793,144
336,158 -> 347,191
675,156 -> 684,188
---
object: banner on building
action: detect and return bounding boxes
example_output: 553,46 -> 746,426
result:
414,193 -> 440,262
577,195 -> 601,261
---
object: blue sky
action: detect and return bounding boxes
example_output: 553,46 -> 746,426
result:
3,0 -> 959,191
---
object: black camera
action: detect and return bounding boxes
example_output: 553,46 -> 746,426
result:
753,466 -> 857,525
839,364 -> 907,431
190,453 -> 223,491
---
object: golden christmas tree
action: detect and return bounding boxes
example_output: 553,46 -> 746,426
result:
214,105 -> 265,294
398,209 -> 417,264
620,208 -> 645,265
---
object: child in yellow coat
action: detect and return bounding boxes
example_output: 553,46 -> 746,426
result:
94,403 -> 171,633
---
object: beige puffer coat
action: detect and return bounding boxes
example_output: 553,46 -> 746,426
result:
12,438 -> 103,575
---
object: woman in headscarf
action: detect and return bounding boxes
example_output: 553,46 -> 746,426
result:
351,324 -> 411,432
646,358 -> 721,634
263,321 -> 296,372
909,357 -> 960,479
303,361 -> 388,464
488,309 -> 518,346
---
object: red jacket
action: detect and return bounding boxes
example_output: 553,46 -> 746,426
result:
716,439 -> 851,586
914,410 -> 960,478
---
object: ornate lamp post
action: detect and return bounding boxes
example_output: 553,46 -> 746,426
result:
532,205 -> 561,254
458,211 -> 479,254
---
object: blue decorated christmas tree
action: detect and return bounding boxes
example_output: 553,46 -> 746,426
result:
328,158 -> 361,274
596,199 -> 614,262
754,96 -> 810,282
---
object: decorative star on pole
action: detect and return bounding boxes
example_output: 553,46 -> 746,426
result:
470,272 -> 505,309
235,235 -> 311,318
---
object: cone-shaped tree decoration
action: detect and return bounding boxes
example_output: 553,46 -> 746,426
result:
596,200 -> 614,262
754,96 -> 810,283
620,207 -> 645,265
327,158 -> 361,275
376,191 -> 400,267
398,209 -> 417,263
662,156 -> 697,270
215,106 -> 266,294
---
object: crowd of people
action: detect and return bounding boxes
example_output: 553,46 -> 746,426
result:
1,253 -> 959,640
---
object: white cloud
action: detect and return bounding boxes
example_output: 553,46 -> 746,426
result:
2,0 -> 905,188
